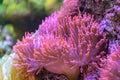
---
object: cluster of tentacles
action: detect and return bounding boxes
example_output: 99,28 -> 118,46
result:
13,0 -> 120,80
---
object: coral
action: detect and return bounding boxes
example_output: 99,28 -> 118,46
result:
77,0 -> 120,38
99,42 -> 120,80
57,13 -> 107,67
13,33 -> 40,80
38,12 -> 59,35
13,0 -> 108,80
1,54 -> 14,80
34,34 -> 80,80
58,0 -> 79,18
0,53 -> 31,80
78,0 -> 113,21
82,60 -> 101,80
3,0 -> 120,80
100,0 -> 120,40
13,12 -> 107,80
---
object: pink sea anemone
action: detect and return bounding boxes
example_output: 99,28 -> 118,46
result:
57,13 -> 107,67
34,34 -> 80,80
13,12 -> 107,80
13,0 -> 108,80
33,13 -> 107,79
13,33 -> 42,80
59,0 -> 79,17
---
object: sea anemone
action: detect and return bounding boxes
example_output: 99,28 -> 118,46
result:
56,13 -> 107,67
13,33 -> 42,80
33,12 -> 107,79
34,34 -> 80,80
13,12 -> 107,80
13,0 -> 108,80
59,0 -> 79,17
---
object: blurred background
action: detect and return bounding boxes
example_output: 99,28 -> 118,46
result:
0,0 -> 62,58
